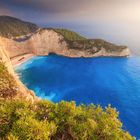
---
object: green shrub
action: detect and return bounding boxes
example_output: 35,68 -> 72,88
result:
0,62 -> 18,99
7,133 -> 19,140
53,28 -> 86,41
0,16 -> 38,38
0,99 -> 134,140
0,100 -> 56,140
12,117 -> 55,140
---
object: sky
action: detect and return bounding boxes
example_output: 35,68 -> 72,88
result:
0,0 -> 140,54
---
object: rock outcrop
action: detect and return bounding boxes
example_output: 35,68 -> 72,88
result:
0,36 -> 37,102
0,29 -> 130,60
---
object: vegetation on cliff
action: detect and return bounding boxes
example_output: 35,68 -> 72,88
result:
0,99 -> 135,140
0,62 -> 135,140
0,16 -> 38,38
51,28 -> 128,54
0,62 -> 18,99
68,39 -> 128,52
53,28 -> 86,41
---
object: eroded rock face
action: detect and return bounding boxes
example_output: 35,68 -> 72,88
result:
0,37 -> 14,74
0,28 -> 130,102
27,29 -> 68,56
0,29 -> 130,59
0,37 -> 36,102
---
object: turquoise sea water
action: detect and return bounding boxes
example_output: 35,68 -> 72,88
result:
15,54 -> 140,138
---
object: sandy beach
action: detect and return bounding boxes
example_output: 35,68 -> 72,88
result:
11,53 -> 35,67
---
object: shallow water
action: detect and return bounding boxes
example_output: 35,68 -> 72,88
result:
15,54 -> 140,138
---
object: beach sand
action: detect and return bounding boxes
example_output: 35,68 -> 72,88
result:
11,53 -> 35,67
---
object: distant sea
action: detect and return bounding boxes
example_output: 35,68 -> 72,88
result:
15,54 -> 140,138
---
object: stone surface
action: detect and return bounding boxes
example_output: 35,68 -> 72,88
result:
0,36 -> 36,102
0,29 -> 130,59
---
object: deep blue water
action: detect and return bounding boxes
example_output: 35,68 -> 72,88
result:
15,54 -> 140,138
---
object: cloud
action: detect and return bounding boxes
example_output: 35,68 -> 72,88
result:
1,0 -> 139,14
1,0 -> 140,23
0,0 -> 140,53
0,1 -> 13,16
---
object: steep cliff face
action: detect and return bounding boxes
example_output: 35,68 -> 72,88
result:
0,37 -> 14,74
0,29 -> 68,58
0,37 -> 36,102
0,16 -> 130,59
0,29 -> 130,60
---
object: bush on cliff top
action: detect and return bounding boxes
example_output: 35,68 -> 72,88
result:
53,28 -> 86,41
0,99 -> 135,140
0,62 -> 18,99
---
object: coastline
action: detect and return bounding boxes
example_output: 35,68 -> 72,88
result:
11,53 -> 35,67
